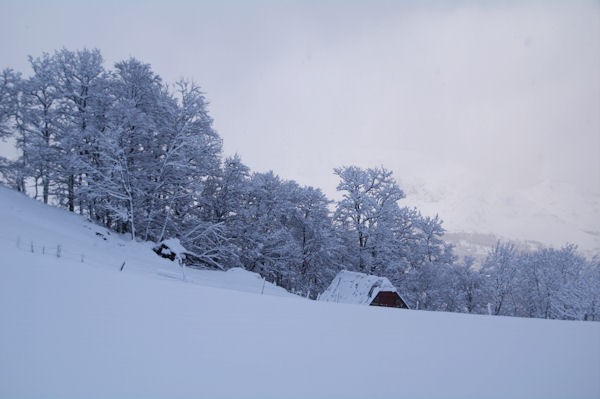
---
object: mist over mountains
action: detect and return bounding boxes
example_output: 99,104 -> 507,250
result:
402,176 -> 600,259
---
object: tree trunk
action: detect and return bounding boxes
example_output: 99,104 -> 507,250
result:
128,193 -> 136,240
68,175 -> 75,212
43,177 -> 49,204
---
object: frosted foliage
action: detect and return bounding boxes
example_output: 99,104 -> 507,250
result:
0,69 -> 20,139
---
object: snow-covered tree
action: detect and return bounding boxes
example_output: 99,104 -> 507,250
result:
234,172 -> 300,285
200,154 -> 251,269
0,69 -> 20,139
287,185 -> 341,297
227,171 -> 341,293
334,166 -> 405,273
481,241 -> 519,315
0,69 -> 24,190
578,260 -> 600,321
86,58 -> 168,237
516,244 -> 596,320
454,256 -> 486,313
52,48 -> 110,213
140,79 -> 221,243
203,154 -> 250,224
17,53 -> 63,203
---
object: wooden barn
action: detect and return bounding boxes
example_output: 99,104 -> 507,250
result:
319,270 -> 409,309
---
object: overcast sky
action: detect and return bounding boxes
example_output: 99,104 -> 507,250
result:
1,0 -> 599,244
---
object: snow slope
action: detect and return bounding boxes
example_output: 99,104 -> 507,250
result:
0,186 -> 291,298
1,186 -> 599,399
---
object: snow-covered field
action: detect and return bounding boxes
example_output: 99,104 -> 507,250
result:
1,186 -> 599,398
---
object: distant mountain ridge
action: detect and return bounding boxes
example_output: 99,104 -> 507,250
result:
402,178 -> 600,260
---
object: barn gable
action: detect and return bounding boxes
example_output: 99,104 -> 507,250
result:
319,270 -> 409,309
370,291 -> 409,309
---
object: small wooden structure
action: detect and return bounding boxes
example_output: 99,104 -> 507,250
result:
153,242 -> 177,261
152,238 -> 186,262
370,290 -> 409,309
319,270 -> 409,309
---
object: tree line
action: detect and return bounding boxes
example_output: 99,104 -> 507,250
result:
1,48 -> 598,320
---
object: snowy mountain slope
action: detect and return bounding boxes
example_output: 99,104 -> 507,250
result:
0,186 -> 599,398
402,177 -> 600,259
0,186 -> 292,297
443,231 -> 547,262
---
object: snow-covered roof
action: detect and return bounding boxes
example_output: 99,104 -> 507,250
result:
161,238 -> 189,256
319,270 -> 400,305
